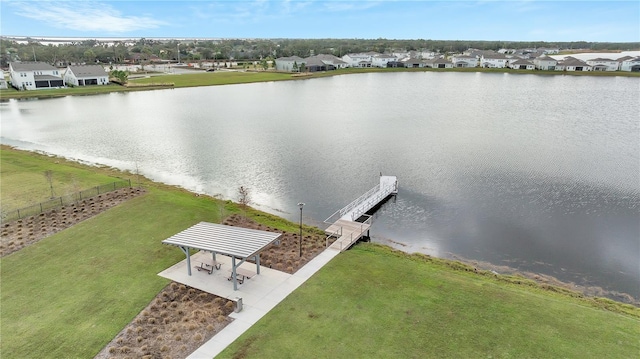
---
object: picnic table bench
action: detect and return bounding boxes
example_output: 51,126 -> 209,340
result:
227,268 -> 256,284
194,260 -> 222,274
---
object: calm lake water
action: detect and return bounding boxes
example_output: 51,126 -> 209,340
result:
2,72 -> 639,300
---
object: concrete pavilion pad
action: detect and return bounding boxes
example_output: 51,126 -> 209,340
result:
159,247 -> 341,358
158,250 -> 294,306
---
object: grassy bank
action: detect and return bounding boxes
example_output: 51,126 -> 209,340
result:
2,67 -> 638,100
219,244 -> 640,358
0,146 -> 304,358
1,146 -> 638,358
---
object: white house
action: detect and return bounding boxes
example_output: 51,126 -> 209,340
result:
480,53 -> 510,68
557,57 -> 591,72
274,56 -> 306,72
509,59 -> 535,70
0,70 -> 7,90
371,54 -> 398,68
342,52 -> 379,67
64,65 -> 109,86
451,55 -> 477,68
539,47 -> 560,55
585,58 -> 618,71
619,57 -> 640,72
9,62 -> 64,90
533,55 -> 558,70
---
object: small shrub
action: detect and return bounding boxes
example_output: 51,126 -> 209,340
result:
194,333 -> 203,341
175,334 -> 182,341
160,345 -> 169,352
120,346 -> 131,353
206,324 -> 214,331
136,336 -> 144,343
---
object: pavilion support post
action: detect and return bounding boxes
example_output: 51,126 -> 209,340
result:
179,246 -> 192,276
256,254 -> 261,274
211,251 -> 217,262
232,257 -> 238,291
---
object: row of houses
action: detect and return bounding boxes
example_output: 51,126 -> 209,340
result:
6,62 -> 109,90
276,52 -> 640,73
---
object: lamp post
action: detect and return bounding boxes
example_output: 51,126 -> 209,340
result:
298,202 -> 305,257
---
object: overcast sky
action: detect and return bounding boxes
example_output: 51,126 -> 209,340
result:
1,1 -> 638,42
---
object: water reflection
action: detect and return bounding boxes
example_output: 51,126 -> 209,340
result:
1,72 -> 638,300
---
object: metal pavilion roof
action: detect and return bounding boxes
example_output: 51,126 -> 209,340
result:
162,222 -> 282,259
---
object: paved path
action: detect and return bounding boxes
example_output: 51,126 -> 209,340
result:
159,246 -> 341,358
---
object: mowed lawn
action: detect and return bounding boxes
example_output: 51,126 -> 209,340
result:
0,147 -> 232,358
129,70 -> 295,87
0,148 -> 123,210
219,244 -> 640,359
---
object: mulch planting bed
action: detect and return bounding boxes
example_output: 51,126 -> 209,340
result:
97,214 -> 336,358
0,187 -> 146,257
3,187 -> 336,358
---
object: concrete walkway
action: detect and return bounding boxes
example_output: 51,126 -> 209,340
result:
158,246 -> 341,358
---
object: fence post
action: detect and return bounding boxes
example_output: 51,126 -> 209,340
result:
60,197 -> 63,206
128,179 -> 131,188
113,182 -> 116,191
17,209 -> 20,219
96,186 -> 100,195
40,203 -> 43,213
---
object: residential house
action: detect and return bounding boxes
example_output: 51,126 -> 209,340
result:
480,53 -> 510,68
509,59 -> 535,70
9,61 -> 64,90
64,65 -> 109,86
303,56 -> 331,72
402,58 -> 426,68
557,57 -> 591,71
619,57 -> 640,72
538,47 -> 560,54
425,58 -> 453,69
0,70 -> 7,89
533,55 -> 558,70
274,56 -> 305,72
342,52 -> 379,67
313,54 -> 348,69
586,58 -> 619,71
451,55 -> 477,68
386,61 -> 404,68
371,54 -> 398,68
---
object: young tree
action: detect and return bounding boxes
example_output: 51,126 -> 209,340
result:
237,186 -> 251,208
237,186 -> 251,223
44,170 -> 55,198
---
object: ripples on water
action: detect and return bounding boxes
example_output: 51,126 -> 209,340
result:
1,72 -> 638,300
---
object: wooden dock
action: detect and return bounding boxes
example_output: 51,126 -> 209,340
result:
325,175 -> 397,251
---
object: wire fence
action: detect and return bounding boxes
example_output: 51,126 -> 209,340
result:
2,179 -> 132,222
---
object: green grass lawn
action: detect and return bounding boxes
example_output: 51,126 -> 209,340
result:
130,70 -> 296,87
218,245 -> 640,359
2,147 -> 639,358
0,146 -> 127,210
0,147 -> 298,358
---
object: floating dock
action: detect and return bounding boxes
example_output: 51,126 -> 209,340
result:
324,175 -> 397,251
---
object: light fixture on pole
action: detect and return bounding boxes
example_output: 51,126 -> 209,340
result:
298,202 -> 305,258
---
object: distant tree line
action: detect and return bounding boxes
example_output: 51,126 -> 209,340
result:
1,37 -> 638,68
